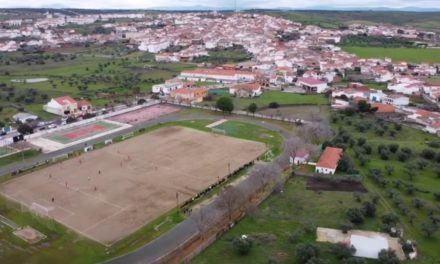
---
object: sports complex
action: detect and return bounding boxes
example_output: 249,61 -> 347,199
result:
0,104 -> 267,245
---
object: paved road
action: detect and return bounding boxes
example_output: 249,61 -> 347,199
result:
0,108 -> 292,264
106,114 -> 292,264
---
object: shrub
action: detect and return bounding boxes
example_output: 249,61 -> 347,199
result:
380,149 -> 390,160
268,102 -> 279,108
232,236 -> 253,255
388,144 -> 399,153
332,243 -> 356,259
397,152 -> 409,162
421,149 -> 436,160
378,249 -> 400,264
346,208 -> 365,224
357,137 -> 366,146
401,147 -> 412,155
362,201 -> 376,217
295,243 -> 319,264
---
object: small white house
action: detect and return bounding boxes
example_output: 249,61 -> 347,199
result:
290,149 -> 310,165
229,83 -> 262,98
369,90 -> 387,102
152,80 -> 185,95
297,77 -> 328,93
13,112 -> 38,123
315,147 -> 343,175
383,94 -> 410,106
43,96 -> 78,116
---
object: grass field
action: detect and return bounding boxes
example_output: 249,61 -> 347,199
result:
329,113 -> 440,263
204,90 -> 329,110
0,50 -> 195,121
0,118 -> 283,263
342,46 -> 440,64
194,177 -> 384,264
196,113 -> 440,264
0,149 -> 39,167
266,11 -> 440,32
0,146 -> 16,157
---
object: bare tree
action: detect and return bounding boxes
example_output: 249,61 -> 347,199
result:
190,207 -> 210,241
298,121 -> 333,144
217,185 -> 244,222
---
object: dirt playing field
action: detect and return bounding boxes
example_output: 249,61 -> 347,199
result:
0,126 -> 266,245
107,104 -> 180,125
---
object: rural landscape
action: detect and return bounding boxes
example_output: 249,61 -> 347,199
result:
0,2 -> 440,264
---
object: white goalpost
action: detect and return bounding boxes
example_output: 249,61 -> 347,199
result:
122,132 -> 134,140
211,128 -> 226,136
30,202 -> 50,217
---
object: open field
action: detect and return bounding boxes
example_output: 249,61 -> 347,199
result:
0,126 -> 266,245
194,177 -> 384,264
204,90 -> 328,110
342,46 -> 440,64
108,104 -> 180,125
0,49 -> 195,121
330,113 -> 440,263
266,11 -> 440,32
257,105 -> 331,121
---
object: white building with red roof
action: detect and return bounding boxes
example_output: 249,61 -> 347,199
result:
43,96 -> 92,116
229,83 -> 262,97
315,147 -> 343,175
179,68 -> 256,83
290,148 -> 310,165
44,96 -> 78,116
297,77 -> 328,93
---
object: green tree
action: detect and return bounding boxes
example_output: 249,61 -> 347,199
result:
342,258 -> 367,264
378,249 -> 400,264
247,103 -> 258,114
420,222 -> 438,238
362,201 -> 376,218
216,97 -> 234,113
295,243 -> 319,264
332,243 -> 356,259
346,208 -> 365,225
17,123 -> 33,135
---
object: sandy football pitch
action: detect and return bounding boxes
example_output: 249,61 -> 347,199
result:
0,126 -> 266,245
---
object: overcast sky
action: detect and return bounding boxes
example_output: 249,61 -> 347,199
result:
1,0 -> 440,9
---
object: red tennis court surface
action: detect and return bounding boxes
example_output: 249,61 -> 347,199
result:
44,121 -> 121,144
108,105 -> 180,125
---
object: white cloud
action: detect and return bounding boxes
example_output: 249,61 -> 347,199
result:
1,0 -> 440,9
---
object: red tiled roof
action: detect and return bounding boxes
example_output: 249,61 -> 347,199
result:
181,68 -> 254,77
371,103 -> 395,113
316,147 -> 343,170
232,83 -> 261,91
54,96 -> 76,105
77,100 -> 91,108
298,77 -> 326,86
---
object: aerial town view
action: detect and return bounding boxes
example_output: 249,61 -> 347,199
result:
0,0 -> 440,263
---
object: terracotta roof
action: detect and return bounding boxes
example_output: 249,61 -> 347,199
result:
232,83 -> 261,91
298,77 -> 326,86
371,103 -> 395,113
77,100 -> 91,108
316,147 -> 343,170
54,96 -> 76,105
181,68 -> 254,77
